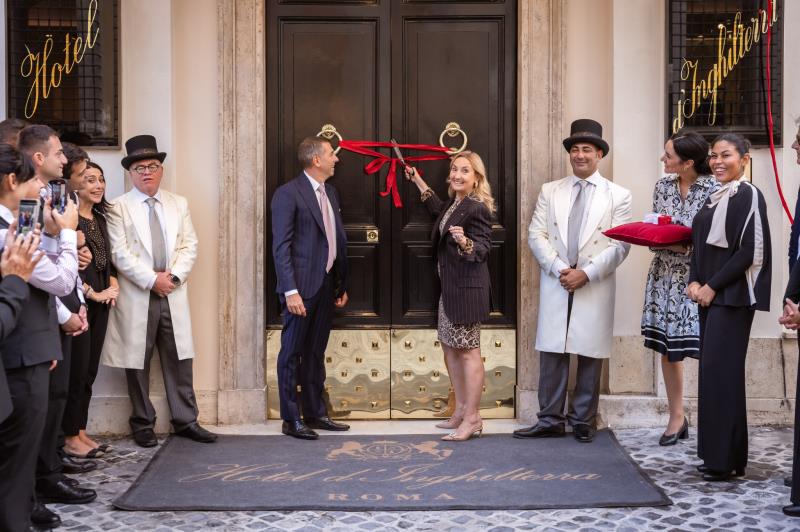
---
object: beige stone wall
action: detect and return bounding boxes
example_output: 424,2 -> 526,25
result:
3,0 -> 793,432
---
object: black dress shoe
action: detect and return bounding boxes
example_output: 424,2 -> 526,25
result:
784,504 -> 800,517
696,464 -> 745,477
60,455 -> 97,475
658,417 -> 689,446
305,416 -> 350,431
133,428 -> 158,447
786,476 -> 793,487
37,480 -> 97,504
282,420 -> 319,440
512,423 -> 566,439
702,468 -> 745,481
62,476 -> 79,488
573,424 -> 596,443
175,423 -> 218,443
30,501 -> 61,529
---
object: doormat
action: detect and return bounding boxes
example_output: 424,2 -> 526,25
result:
113,431 -> 671,511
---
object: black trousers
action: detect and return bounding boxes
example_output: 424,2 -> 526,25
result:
791,336 -> 800,504
63,301 -> 109,435
697,304 -> 754,472
35,332 -> 72,491
277,274 -> 333,421
0,363 -> 49,532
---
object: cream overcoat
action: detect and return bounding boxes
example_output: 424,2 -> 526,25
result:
528,173 -> 632,358
100,189 -> 197,369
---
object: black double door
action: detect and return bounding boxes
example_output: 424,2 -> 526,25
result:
266,0 -> 517,329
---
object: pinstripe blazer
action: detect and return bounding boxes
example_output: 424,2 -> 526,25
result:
271,173 -> 348,300
424,192 -> 492,324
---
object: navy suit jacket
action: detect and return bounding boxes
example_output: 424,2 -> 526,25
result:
271,173 -> 348,300
790,190 -> 800,270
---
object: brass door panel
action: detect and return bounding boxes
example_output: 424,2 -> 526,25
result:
389,329 -> 515,419
266,329 -> 515,420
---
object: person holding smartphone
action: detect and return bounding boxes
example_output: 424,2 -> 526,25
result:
0,135 -> 85,530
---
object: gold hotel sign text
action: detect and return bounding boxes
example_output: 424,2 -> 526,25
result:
672,0 -> 779,133
20,0 -> 100,119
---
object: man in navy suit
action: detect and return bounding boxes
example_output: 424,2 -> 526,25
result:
271,137 -> 349,440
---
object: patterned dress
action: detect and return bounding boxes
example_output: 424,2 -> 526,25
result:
641,175 -> 718,361
437,198 -> 481,350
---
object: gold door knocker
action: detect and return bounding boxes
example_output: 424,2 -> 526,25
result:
438,122 -> 468,155
316,123 -> 343,154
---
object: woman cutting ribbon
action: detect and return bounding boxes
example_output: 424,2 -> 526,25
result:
686,133 -> 771,481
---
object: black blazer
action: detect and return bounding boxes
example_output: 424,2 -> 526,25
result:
790,187 -> 800,270
689,182 -> 771,311
271,174 -> 348,300
424,192 -> 492,324
0,275 -> 29,423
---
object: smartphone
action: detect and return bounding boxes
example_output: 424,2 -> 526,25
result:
18,199 -> 39,235
49,179 -> 67,214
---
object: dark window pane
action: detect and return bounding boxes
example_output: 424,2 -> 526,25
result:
5,0 -> 119,146
666,0 -> 782,147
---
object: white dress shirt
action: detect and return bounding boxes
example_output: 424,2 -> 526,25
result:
284,172 -> 337,298
550,171 -> 603,282
0,203 -> 79,301
129,187 -> 170,290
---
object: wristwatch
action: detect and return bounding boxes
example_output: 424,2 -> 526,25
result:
170,274 -> 181,286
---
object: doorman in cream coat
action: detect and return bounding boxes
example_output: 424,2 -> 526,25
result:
514,119 -> 631,443
101,135 -> 216,447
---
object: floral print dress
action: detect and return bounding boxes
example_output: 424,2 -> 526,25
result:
641,175 -> 718,361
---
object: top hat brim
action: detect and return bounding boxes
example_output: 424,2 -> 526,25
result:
562,135 -> 609,157
121,152 -> 167,170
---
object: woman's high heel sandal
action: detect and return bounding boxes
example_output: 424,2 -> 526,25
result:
441,422 -> 483,441
435,417 -> 463,429
658,417 -> 689,446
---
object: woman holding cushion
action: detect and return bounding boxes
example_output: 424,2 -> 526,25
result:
687,133 -> 771,481
641,132 -> 717,446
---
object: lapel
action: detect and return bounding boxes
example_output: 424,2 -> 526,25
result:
160,191 -> 179,256
296,174 -> 325,234
442,197 -> 471,235
579,177 -> 611,250
128,192 -> 153,256
552,178 -> 571,245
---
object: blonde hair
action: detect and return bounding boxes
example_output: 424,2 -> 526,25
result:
447,150 -> 496,214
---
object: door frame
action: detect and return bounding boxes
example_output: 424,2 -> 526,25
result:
215,0 -> 566,425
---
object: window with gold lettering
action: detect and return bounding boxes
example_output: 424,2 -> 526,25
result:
5,0 -> 119,146
667,0 -> 782,146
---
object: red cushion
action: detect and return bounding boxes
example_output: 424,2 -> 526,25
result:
603,222 -> 692,246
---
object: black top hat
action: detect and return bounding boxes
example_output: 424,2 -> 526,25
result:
562,119 -> 609,157
121,135 -> 167,170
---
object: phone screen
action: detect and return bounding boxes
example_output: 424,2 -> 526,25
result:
18,199 -> 39,235
49,180 -> 67,214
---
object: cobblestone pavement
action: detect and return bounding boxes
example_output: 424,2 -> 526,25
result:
41,426 -> 800,531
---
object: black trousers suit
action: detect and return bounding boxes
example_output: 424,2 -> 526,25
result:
277,273 -> 333,421
0,363 -> 49,532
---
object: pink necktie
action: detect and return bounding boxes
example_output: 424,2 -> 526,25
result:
318,187 -> 336,272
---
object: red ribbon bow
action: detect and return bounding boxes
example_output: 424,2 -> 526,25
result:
337,140 -> 452,207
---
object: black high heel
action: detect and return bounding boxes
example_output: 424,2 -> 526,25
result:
658,417 -> 688,446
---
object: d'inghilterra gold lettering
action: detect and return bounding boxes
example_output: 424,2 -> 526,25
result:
672,0 -> 778,133
21,0 -> 99,119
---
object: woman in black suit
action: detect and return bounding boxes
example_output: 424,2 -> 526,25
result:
687,133 -> 771,481
62,162 -> 118,457
405,151 -> 494,441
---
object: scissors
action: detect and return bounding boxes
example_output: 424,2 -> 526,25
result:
390,138 -> 409,168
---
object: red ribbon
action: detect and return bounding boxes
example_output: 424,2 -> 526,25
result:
338,140 -> 451,207
763,2 -> 792,223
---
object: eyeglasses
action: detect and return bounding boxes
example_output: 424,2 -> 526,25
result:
131,163 -> 162,175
